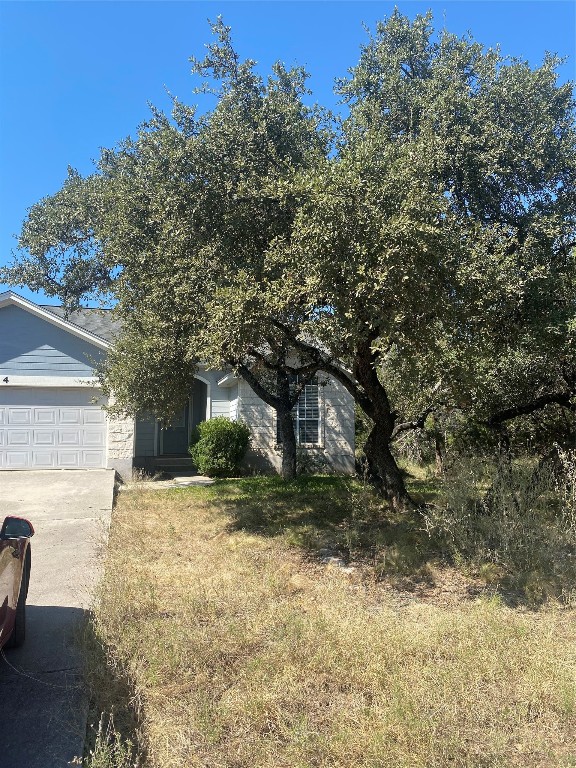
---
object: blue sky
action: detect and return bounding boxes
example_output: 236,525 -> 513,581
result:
1,0 -> 574,303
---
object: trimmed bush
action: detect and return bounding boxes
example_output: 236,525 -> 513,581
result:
190,418 -> 251,477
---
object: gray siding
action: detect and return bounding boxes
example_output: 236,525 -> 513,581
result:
0,387 -> 106,407
201,369 -> 231,418
134,412 -> 156,457
0,305 -> 105,377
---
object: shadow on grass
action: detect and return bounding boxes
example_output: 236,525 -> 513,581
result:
206,474 -> 576,608
213,475 -> 440,578
79,611 -> 144,767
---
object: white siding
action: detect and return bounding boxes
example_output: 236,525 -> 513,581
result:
321,376 -> 356,474
229,384 -> 239,421
237,378 -> 279,472
237,374 -> 355,474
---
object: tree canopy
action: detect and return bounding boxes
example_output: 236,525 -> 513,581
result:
2,11 -> 575,506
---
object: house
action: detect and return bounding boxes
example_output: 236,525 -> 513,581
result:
0,291 -> 355,479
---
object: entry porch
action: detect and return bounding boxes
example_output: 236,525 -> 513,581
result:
133,377 -> 209,473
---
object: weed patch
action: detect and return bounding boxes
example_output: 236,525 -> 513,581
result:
424,452 -> 576,604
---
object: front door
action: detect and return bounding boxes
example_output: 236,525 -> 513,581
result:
160,403 -> 190,455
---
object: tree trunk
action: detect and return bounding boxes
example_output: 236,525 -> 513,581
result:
234,361 -> 298,481
277,407 -> 297,480
353,335 -> 416,512
364,423 -> 414,510
276,372 -> 297,480
496,425 -> 513,473
434,431 -> 444,476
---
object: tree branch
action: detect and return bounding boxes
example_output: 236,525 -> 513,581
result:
229,360 -> 282,410
391,404 -> 437,440
288,364 -> 321,407
246,346 -> 279,371
269,318 -> 373,413
486,391 -> 575,428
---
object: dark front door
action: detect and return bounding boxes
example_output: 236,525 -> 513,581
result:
160,403 -> 190,455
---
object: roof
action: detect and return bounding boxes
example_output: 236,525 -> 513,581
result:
0,291 -> 112,349
40,305 -> 121,343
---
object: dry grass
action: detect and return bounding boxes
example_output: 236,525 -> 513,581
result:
87,479 -> 576,768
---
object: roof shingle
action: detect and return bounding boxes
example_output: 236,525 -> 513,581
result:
40,305 -> 120,343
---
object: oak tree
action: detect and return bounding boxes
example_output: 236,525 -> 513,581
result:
3,12 -> 575,504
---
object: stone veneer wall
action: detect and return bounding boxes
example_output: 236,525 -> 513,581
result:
237,375 -> 355,475
106,395 -> 135,481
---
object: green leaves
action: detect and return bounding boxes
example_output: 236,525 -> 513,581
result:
0,169 -> 112,310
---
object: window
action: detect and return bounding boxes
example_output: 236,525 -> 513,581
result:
296,378 -> 320,443
276,375 -> 320,445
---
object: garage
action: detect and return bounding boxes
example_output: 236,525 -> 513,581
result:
0,388 -> 107,470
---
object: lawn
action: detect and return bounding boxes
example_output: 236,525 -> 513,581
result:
84,477 -> 576,768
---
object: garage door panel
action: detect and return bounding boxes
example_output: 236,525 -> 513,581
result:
0,389 -> 108,470
33,430 -> 57,446
7,430 -> 30,446
5,452 -> 29,469
32,450 -> 56,467
59,408 -> 82,425
83,451 -> 105,468
8,409 -> 32,426
83,429 -> 105,447
34,409 -> 57,425
83,410 -> 106,425
58,430 -> 81,447
57,451 -> 81,467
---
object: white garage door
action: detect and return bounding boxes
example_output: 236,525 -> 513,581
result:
0,388 -> 107,470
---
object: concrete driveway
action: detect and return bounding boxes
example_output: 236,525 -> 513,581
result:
0,470 -> 115,768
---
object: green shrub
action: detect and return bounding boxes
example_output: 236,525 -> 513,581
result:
190,418 -> 251,477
